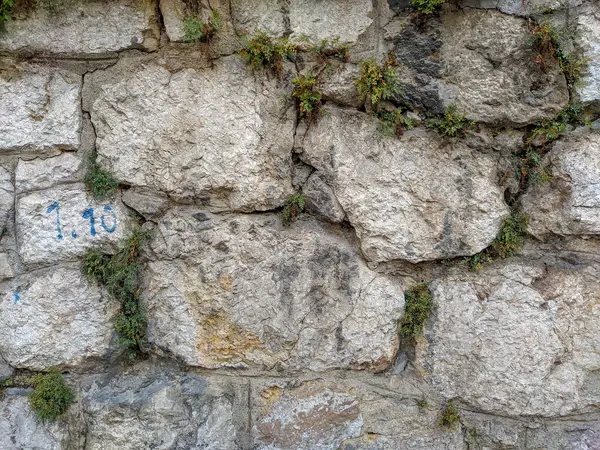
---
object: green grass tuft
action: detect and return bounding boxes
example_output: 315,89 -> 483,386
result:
82,228 -> 150,349
291,73 -> 323,122
427,104 -> 476,138
282,193 -> 306,227
376,109 -> 414,137
28,369 -> 74,422
84,155 -> 119,200
239,30 -> 297,76
0,0 -> 14,29
491,210 -> 529,259
399,283 -> 433,339
410,0 -> 445,15
355,55 -> 402,111
183,9 -> 220,43
439,403 -> 460,430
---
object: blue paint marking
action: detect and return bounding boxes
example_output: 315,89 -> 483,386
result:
46,201 -> 63,240
13,290 -> 20,305
72,230 -> 77,239
101,205 -> 117,233
82,208 -> 96,236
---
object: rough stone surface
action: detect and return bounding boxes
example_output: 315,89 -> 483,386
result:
576,10 -> 600,104
0,264 -> 119,370
0,390 -> 69,449
231,0 -> 373,44
16,184 -> 134,267
121,187 -> 170,220
0,355 -> 13,381
422,261 -> 600,417
439,10 -> 569,125
0,0 -> 159,55
299,106 -> 509,263
302,172 -> 346,223
0,68 -> 81,152
82,362 -> 239,450
0,166 -> 14,234
143,209 -> 404,371
15,153 -> 82,193
460,0 -> 566,15
89,56 -> 295,211
523,129 -> 600,238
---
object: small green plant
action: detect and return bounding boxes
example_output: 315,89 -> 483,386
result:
84,155 -> 119,200
417,396 -> 429,409
28,369 -> 74,422
282,193 -> 306,227
558,51 -> 590,88
464,252 -> 492,272
427,104 -> 476,138
311,37 -> 350,63
516,148 -> 552,187
491,210 -> 529,259
410,0 -> 445,15
291,73 -> 323,122
82,228 -> 149,349
377,109 -> 414,137
355,55 -> 402,111
528,103 -> 585,145
0,0 -> 14,29
529,22 -> 560,72
399,283 -> 433,340
240,30 -> 297,76
1,377 -> 13,388
439,403 -> 460,430
183,9 -> 221,43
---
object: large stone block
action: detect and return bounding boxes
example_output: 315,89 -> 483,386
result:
143,209 -> 404,372
575,10 -> 600,104
0,390 -> 69,449
0,264 -> 119,371
422,262 -> 600,417
522,129 -> 600,238
0,68 -> 81,152
231,0 -> 373,44
89,56 -> 295,212
0,166 -> 14,234
82,362 -> 239,450
299,106 -> 509,263
15,153 -> 82,193
0,0 -> 159,55
16,184 -> 134,267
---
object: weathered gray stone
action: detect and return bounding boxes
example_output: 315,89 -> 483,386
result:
439,10 -> 569,125
0,253 -> 15,281
252,379 -> 466,450
0,264 -> 119,371
143,209 -> 404,372
575,10 -> 600,104
231,0 -> 372,44
0,68 -> 81,152
16,153 -> 82,193
0,354 -> 13,381
122,187 -> 170,220
303,172 -> 346,223
460,0 -> 567,15
523,129 -> 600,238
82,362 -> 239,450
0,0 -> 159,55
320,64 -> 362,108
421,262 -> 600,417
0,390 -> 69,449
16,184 -> 134,267
299,106 -> 509,263
0,166 -> 13,235
89,56 -> 295,212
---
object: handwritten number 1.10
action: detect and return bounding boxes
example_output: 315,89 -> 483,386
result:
46,202 -> 117,239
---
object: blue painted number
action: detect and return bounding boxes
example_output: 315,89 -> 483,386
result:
82,208 -> 96,236
46,201 -> 63,240
101,205 -> 117,233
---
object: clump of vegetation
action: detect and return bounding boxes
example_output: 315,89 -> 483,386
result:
82,228 -> 149,352
355,55 -> 402,112
464,252 -> 492,272
84,154 -> 119,200
427,104 -> 476,138
410,0 -> 446,15
417,396 -> 429,409
240,30 -> 297,76
282,193 -> 306,227
440,403 -> 460,430
0,0 -> 14,29
517,148 -> 552,187
28,369 -> 74,422
291,73 -> 323,122
183,9 -> 221,43
491,210 -> 529,259
528,103 -> 585,145
377,108 -> 414,137
311,37 -> 350,63
399,283 -> 433,340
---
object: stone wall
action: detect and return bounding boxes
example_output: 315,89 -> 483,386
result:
1,0 -> 600,448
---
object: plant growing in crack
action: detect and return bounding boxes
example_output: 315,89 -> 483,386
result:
183,9 -> 221,43
291,73 -> 323,123
82,228 -> 150,358
84,153 -> 119,200
399,283 -> 433,340
282,193 -> 306,227
355,54 -> 402,113
28,368 -> 74,422
439,402 -> 460,430
240,30 -> 297,77
0,0 -> 14,30
427,104 -> 476,138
